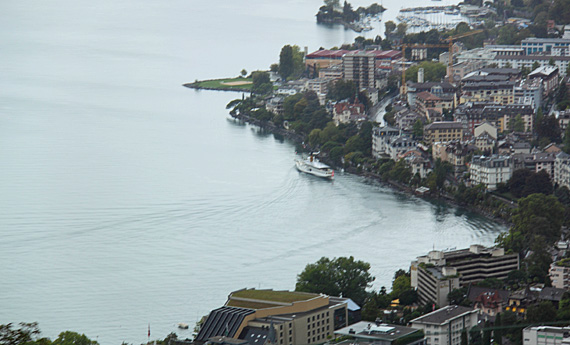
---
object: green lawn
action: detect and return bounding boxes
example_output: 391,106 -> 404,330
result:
194,77 -> 253,90
231,289 -> 316,303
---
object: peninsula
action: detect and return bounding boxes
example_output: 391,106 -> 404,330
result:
316,0 -> 385,32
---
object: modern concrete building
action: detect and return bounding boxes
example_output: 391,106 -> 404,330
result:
411,246 -> 519,305
410,306 -> 479,345
196,289 -> 352,345
343,51 -> 376,90
523,326 -> 570,345
494,54 -> 570,77
521,38 -> 570,55
470,155 -> 513,190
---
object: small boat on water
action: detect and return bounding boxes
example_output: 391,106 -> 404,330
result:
178,323 -> 189,329
295,154 -> 334,180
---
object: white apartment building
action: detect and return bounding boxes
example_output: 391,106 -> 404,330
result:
494,55 -> 570,77
470,155 -> 512,190
549,260 -> 570,290
410,306 -> 479,345
554,152 -> 570,190
372,125 -> 400,158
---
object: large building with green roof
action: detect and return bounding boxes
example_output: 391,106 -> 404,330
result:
196,289 -> 354,345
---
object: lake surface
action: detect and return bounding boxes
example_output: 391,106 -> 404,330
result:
0,0 -> 505,344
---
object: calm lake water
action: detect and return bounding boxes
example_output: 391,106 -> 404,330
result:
0,0 -> 505,344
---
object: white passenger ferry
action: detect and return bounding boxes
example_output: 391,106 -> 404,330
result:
295,154 -> 334,180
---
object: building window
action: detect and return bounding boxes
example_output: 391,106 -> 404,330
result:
289,330 -> 292,335
308,332 -> 311,337
289,337 -> 292,343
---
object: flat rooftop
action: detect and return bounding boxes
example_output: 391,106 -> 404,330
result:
335,321 -> 420,341
230,289 -> 318,303
411,305 -> 475,325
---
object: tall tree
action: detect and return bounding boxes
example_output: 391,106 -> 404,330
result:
527,301 -> 557,323
296,256 -> 374,305
279,45 -> 294,80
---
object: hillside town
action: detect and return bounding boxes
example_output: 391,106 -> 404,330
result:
194,2 -> 570,345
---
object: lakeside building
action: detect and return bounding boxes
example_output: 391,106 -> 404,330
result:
411,246 -> 519,306
423,122 -> 463,145
523,326 -> 570,345
410,306 -> 479,345
385,135 -> 418,161
372,125 -> 400,159
334,321 -> 426,345
343,51 -> 376,90
470,155 -> 513,190
195,289 -> 354,345
402,150 -> 433,179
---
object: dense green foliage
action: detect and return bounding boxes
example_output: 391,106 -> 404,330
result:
497,193 -> 564,257
316,1 -> 385,25
0,323 -> 98,345
405,62 -> 447,83
295,256 -> 374,305
251,71 -> 272,95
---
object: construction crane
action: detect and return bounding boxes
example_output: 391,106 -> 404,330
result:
398,29 -> 485,95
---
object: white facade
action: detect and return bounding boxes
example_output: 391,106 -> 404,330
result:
554,152 -> 570,189
469,155 -> 512,190
372,126 -> 400,158
495,55 -> 570,77
549,261 -> 570,290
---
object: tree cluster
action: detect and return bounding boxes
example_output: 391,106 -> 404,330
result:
0,323 -> 99,345
295,256 -> 374,306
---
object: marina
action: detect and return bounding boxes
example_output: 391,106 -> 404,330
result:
396,5 -> 471,31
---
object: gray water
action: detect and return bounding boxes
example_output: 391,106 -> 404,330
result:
0,0 -> 505,344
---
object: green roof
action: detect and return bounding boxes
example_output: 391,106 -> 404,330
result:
231,289 -> 318,303
226,300 -> 278,310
